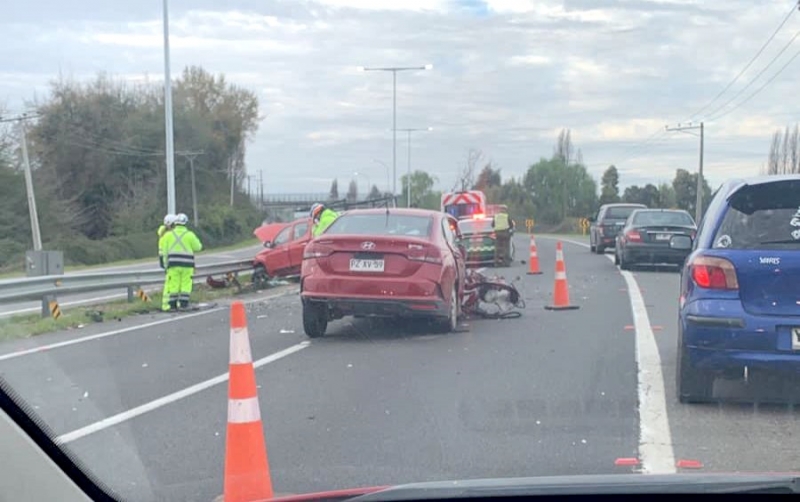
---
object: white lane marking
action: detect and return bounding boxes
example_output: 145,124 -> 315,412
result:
0,293 -> 129,318
56,342 -> 309,444
0,288 -> 299,361
537,235 -> 677,474
228,397 -> 262,423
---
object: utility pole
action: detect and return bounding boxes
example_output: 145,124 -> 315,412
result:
259,170 -> 264,208
176,150 -> 203,227
162,0 -> 176,215
1,113 -> 42,250
665,121 -> 705,223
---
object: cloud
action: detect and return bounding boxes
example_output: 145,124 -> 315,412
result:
0,0 -> 797,194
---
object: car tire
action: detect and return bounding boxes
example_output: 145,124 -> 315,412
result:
619,253 -> 631,270
677,344 -> 714,404
589,236 -> 596,253
436,284 -> 459,334
302,301 -> 328,338
252,265 -> 270,290
596,244 -> 605,255
614,250 -> 620,265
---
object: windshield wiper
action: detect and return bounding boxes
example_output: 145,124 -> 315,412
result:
759,239 -> 800,245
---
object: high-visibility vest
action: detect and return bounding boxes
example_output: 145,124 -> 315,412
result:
160,225 -> 203,268
494,213 -> 510,231
313,209 -> 339,237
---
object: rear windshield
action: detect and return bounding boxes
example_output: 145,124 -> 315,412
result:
605,206 -> 643,219
632,211 -> 695,227
458,219 -> 493,234
712,180 -> 800,249
444,203 -> 481,219
324,213 -> 433,237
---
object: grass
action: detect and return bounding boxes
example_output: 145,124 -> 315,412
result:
0,237 -> 260,280
0,271 -> 288,342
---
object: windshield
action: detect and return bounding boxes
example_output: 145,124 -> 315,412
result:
458,219 -> 493,234
324,213 -> 433,237
606,206 -> 643,219
713,181 -> 800,249
3,3 -> 800,502
632,211 -> 695,227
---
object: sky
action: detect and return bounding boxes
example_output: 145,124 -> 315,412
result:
2,0 -> 800,196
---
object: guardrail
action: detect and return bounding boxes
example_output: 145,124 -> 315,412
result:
0,259 -> 254,316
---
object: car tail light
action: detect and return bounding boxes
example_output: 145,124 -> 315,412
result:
408,246 -> 443,264
625,230 -> 642,242
303,243 -> 332,259
690,256 -> 739,290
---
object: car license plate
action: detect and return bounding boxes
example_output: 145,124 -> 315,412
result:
350,258 -> 384,272
792,328 -> 800,350
655,233 -> 671,241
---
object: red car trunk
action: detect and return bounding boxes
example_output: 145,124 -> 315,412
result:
308,235 -> 440,278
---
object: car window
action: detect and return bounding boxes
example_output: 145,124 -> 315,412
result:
273,226 -> 292,246
457,219 -> 493,235
632,211 -> 695,226
293,222 -> 309,240
324,213 -> 433,237
605,206 -> 643,219
712,180 -> 800,250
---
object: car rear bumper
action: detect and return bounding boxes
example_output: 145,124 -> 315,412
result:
682,298 -> 800,375
597,236 -> 616,248
302,296 -> 448,318
622,244 -> 688,264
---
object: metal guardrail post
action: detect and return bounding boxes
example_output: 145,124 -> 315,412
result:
127,286 -> 134,303
41,295 -> 51,318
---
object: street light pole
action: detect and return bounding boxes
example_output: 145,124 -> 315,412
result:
394,127 -> 432,207
162,0 -> 176,215
665,121 -> 705,223
357,64 -> 433,198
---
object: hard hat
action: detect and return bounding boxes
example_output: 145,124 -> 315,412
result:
310,203 -> 325,220
164,213 -> 176,226
175,213 -> 189,225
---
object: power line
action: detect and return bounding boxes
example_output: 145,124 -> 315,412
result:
688,1 -> 798,120
703,28 -> 800,119
709,42 -> 800,121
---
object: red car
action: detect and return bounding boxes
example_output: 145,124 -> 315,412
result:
253,217 -> 312,285
300,208 -> 467,338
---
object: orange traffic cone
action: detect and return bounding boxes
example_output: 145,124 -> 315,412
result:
224,301 -> 274,502
545,241 -> 579,311
527,234 -> 542,275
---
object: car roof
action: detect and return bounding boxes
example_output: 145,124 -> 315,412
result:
601,203 -> 647,208
721,174 -> 800,198
632,208 -> 689,213
338,207 -> 442,217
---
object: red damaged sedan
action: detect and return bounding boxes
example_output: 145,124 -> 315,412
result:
300,208 -> 466,338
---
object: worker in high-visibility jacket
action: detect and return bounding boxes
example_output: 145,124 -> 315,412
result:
311,203 -> 339,237
160,213 -> 203,310
158,214 -> 177,311
493,211 -> 512,266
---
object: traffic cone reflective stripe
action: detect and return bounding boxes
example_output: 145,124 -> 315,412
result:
545,241 -> 579,311
224,301 -> 274,502
527,235 -> 542,275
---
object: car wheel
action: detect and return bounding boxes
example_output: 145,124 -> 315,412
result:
619,253 -> 631,270
302,301 -> 328,338
614,249 -> 620,265
596,244 -> 605,255
436,284 -> 459,334
676,343 -> 714,403
589,236 -> 596,253
252,265 -> 270,290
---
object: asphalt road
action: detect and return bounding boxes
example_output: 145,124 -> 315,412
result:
0,234 -> 798,502
0,244 -> 262,318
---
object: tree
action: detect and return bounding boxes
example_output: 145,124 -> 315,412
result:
599,165 -> 620,204
368,184 -> 382,199
453,149 -> 483,191
473,164 -> 501,191
400,170 -> 438,208
553,128 -> 575,165
523,157 -> 597,224
622,183 -> 660,207
656,182 -> 676,208
766,124 -> 800,174
346,179 -> 358,202
329,179 -> 339,200
672,168 -> 711,216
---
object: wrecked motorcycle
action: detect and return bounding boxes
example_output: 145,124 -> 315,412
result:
462,268 -> 525,319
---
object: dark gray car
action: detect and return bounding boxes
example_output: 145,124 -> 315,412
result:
614,209 -> 697,269
589,203 -> 647,254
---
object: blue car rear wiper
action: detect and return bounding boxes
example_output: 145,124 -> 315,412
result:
759,239 -> 800,245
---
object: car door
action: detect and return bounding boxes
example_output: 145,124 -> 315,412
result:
263,225 -> 292,276
287,220 -> 311,273
591,207 -> 605,247
442,216 -> 466,297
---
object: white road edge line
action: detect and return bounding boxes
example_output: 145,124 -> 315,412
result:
0,287 -> 300,362
55,341 -> 310,445
538,235 -> 677,474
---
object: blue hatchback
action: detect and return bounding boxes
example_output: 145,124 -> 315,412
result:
676,174 -> 800,403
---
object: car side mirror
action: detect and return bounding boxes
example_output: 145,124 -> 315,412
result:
670,235 -> 692,250
588,216 -> 596,223
264,241 -> 273,249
